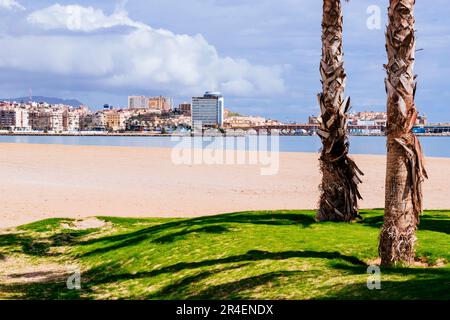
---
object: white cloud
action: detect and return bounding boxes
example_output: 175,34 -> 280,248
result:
0,4 -> 284,98
0,0 -> 25,11
27,4 -> 147,32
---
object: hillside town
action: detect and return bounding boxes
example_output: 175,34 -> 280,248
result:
0,93 -> 282,134
0,93 -> 448,136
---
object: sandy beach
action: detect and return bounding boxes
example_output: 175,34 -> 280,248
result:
1,143 -> 449,229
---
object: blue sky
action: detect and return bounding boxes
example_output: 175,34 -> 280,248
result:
0,0 -> 449,123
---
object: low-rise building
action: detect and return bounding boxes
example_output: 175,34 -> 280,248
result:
178,103 -> 191,116
105,110 -> 121,131
104,110 -> 131,131
224,116 -> 266,128
308,116 -> 320,125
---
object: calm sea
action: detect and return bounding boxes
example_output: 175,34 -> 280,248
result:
0,135 -> 449,158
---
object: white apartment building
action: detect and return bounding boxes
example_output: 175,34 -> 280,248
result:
50,110 -> 64,132
64,111 -> 81,132
119,110 -> 131,130
14,108 -> 31,131
192,92 -> 224,127
128,96 -> 148,109
92,112 -> 107,130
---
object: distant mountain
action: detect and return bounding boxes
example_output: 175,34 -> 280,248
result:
1,96 -> 84,107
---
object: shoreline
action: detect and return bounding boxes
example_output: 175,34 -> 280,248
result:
1,141 -> 450,158
1,143 -> 449,229
1,132 -> 450,137
0,139 -> 450,159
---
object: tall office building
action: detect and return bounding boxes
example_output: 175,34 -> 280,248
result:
191,92 -> 224,127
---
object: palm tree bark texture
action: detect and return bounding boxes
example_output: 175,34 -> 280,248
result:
379,0 -> 428,266
316,0 -> 363,222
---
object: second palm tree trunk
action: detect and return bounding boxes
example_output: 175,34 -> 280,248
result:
317,0 -> 363,222
379,0 -> 428,266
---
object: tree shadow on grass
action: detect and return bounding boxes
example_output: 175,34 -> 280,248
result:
81,249 -> 366,291
150,269 -> 313,300
359,211 -> 450,235
0,279 -> 85,300
80,211 -> 316,257
324,263 -> 450,300
49,230 -> 99,246
80,225 -> 232,256
152,225 -> 230,244
329,277 -> 450,300
418,215 -> 450,235
0,229 -> 98,257
146,263 -> 252,300
189,270 -> 318,300
0,233 -> 52,257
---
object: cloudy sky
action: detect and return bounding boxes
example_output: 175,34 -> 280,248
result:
0,0 -> 449,122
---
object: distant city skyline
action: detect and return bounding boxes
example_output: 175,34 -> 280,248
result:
0,1 -> 449,123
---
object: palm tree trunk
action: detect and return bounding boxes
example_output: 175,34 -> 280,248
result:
379,0 -> 428,266
317,0 -> 363,222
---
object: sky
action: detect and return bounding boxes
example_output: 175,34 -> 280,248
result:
0,0 -> 449,123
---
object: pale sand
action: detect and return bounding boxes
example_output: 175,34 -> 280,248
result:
1,143 -> 449,229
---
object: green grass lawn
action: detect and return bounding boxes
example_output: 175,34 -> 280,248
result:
0,210 -> 449,300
